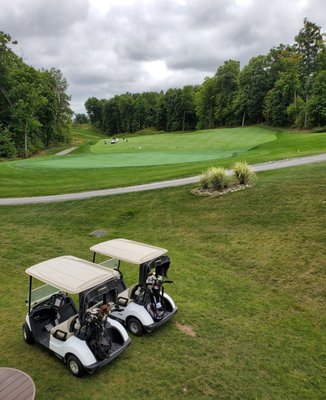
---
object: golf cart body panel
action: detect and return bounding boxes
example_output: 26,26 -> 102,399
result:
111,302 -> 155,326
50,335 -> 97,365
23,255 -> 130,376
111,293 -> 178,332
91,239 -> 178,335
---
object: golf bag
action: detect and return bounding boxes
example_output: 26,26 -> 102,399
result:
145,274 -> 165,321
83,307 -> 112,360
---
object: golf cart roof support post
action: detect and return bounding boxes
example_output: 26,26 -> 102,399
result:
139,263 -> 150,288
28,275 -> 32,313
92,252 -> 96,263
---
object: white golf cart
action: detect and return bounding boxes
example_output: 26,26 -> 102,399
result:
90,239 -> 178,336
23,255 -> 131,377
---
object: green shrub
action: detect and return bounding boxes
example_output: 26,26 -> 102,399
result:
311,126 -> 326,133
233,161 -> 256,185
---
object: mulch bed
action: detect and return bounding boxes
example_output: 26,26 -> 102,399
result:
191,183 -> 253,197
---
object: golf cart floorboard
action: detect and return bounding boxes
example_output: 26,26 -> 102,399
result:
37,334 -> 50,348
110,342 -> 122,353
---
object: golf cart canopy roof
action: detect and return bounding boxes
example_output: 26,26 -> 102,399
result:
90,238 -> 168,265
25,255 -> 119,294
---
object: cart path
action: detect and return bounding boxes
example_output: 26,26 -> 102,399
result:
55,147 -> 78,155
1,153 -> 325,205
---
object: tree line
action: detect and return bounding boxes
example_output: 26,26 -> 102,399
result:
85,19 -> 325,135
0,32 -> 72,159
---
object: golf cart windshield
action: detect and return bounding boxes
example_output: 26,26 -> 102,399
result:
25,284 -> 61,307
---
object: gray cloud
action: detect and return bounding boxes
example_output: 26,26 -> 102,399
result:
1,0 -> 325,113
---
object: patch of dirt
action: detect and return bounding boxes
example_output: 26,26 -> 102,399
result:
191,183 -> 253,197
176,322 -> 196,337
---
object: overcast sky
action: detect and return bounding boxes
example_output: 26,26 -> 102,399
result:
1,0 -> 325,114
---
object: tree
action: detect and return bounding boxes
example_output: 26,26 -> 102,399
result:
0,124 -> 17,159
74,113 -> 89,124
236,56 -> 270,126
102,97 -> 121,134
307,70 -> 326,126
155,91 -> 167,131
264,56 -> 301,127
0,32 -> 18,126
294,18 -> 324,78
294,18 -> 324,127
49,68 -> 73,137
0,31 -> 73,159
85,97 -> 103,128
118,93 -> 134,132
132,94 -> 147,132
9,64 -> 47,157
180,85 -> 198,131
195,76 -> 217,129
214,60 -> 240,126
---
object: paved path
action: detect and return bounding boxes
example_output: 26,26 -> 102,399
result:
55,147 -> 77,156
0,154 -> 325,206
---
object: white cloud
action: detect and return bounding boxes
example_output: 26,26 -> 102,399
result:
1,0 -> 325,113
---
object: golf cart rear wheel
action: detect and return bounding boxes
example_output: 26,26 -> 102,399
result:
67,355 -> 84,377
127,317 -> 144,336
22,323 -> 34,344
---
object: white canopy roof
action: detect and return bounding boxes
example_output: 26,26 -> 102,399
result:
25,255 -> 119,294
90,238 -> 168,265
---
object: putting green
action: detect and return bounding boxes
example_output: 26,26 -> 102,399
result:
14,128 -> 276,170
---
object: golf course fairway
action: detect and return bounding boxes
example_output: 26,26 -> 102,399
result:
13,127 -> 276,169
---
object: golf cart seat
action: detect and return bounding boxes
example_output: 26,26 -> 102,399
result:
50,314 -> 79,341
117,284 -> 139,306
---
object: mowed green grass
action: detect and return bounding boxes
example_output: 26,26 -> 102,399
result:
0,164 -> 325,399
12,127 -> 276,169
0,126 -> 325,197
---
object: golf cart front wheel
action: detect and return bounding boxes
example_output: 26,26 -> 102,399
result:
22,323 -> 34,344
67,355 -> 84,377
127,317 -> 144,336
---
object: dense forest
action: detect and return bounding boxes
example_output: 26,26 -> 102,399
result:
85,19 -> 326,135
0,32 -> 72,159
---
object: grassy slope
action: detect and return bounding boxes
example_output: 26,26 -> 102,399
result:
0,126 -> 325,197
0,163 -> 325,399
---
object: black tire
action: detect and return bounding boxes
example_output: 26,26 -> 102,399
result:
67,355 -> 85,377
127,317 -> 144,336
22,322 -> 34,344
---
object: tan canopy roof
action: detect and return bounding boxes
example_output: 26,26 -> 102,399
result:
25,255 -> 119,294
90,238 -> 168,265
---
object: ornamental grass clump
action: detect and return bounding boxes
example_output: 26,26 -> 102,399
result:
203,167 -> 231,191
199,169 -> 211,189
233,161 -> 256,185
